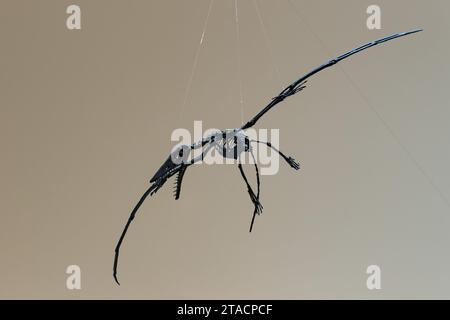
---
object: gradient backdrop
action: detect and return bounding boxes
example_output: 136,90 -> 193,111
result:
1,0 -> 449,299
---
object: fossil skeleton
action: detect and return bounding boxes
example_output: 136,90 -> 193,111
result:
113,29 -> 422,284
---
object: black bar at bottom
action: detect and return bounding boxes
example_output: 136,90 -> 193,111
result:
0,300 -> 445,318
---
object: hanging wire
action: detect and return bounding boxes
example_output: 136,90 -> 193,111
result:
179,0 -> 215,120
253,0 -> 283,87
235,0 -> 245,124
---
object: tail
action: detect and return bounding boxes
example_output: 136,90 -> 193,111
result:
113,184 -> 155,285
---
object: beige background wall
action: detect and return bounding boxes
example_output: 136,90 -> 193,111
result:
1,0 -> 449,298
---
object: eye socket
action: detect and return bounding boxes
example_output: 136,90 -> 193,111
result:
176,145 -> 191,162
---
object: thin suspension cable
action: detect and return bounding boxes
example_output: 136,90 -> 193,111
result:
253,0 -> 282,86
235,0 -> 245,124
286,0 -> 332,57
180,0 -> 214,120
286,0 -> 450,208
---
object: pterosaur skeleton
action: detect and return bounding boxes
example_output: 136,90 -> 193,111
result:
113,29 -> 422,284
